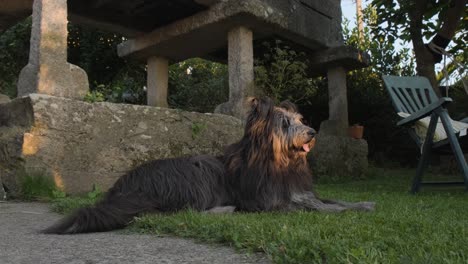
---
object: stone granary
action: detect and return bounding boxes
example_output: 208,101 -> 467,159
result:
0,0 -> 369,196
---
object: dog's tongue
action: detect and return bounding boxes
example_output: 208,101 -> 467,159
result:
302,144 -> 310,153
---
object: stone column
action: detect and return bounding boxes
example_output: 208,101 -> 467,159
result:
311,66 -> 368,181
215,26 -> 254,119
17,0 -> 89,99
146,56 -> 169,107
322,66 -> 349,136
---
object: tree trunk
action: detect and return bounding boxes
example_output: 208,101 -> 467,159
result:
405,0 -> 442,96
435,0 -> 467,40
414,45 -> 439,96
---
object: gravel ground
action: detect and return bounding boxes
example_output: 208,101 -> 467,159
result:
0,202 -> 270,264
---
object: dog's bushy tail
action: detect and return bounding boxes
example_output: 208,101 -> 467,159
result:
42,194 -> 156,234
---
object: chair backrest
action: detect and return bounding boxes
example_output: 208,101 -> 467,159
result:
382,75 -> 438,114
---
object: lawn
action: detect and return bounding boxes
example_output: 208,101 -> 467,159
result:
51,168 -> 468,263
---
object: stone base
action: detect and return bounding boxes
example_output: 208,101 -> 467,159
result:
17,63 -> 89,99
0,94 -> 11,104
0,94 -> 243,197
309,133 -> 368,181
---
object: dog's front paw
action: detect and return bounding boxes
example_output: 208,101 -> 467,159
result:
356,202 -> 376,211
205,206 -> 236,214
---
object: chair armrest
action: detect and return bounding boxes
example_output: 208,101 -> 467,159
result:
397,97 -> 452,126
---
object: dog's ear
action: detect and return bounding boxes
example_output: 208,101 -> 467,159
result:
247,97 -> 259,109
279,100 -> 298,113
245,96 -> 275,125
247,97 -> 274,115
244,97 -> 275,136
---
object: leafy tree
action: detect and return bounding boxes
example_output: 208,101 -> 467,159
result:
371,0 -> 467,96
343,8 -> 416,76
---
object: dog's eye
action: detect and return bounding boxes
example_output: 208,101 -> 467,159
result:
282,119 -> 290,128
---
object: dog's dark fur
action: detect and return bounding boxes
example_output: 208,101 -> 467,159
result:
43,97 -> 334,234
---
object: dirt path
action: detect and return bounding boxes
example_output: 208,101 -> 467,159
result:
0,202 -> 270,264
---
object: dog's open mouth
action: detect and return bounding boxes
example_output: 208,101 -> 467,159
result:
301,138 -> 316,153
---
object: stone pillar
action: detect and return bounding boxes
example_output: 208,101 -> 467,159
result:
322,66 -> 348,136
17,0 -> 89,99
215,26 -> 254,119
310,65 -> 368,181
146,56 -> 169,107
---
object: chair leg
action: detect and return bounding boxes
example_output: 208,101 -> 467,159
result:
411,113 -> 438,194
438,109 -> 468,190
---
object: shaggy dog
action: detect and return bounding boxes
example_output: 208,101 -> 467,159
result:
44,97 -> 374,234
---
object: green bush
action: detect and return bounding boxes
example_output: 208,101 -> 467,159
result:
168,58 -> 229,113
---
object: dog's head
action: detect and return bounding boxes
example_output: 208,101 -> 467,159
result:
245,97 -> 316,166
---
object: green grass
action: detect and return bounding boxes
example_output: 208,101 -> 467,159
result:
51,168 -> 468,263
18,169 -> 64,201
50,185 -> 103,214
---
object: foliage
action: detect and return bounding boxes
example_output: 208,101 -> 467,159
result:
18,169 -> 63,201
254,40 -> 318,104
191,122 -> 207,139
370,0 -> 467,92
129,169 -> 468,264
68,24 -> 147,104
70,25 -> 229,110
0,18 -> 31,98
343,7 -> 415,76
370,0 -> 467,56
254,40 -> 328,128
168,58 -> 229,113
84,90 -> 105,103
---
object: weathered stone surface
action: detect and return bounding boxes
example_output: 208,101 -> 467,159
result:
17,0 -> 89,99
309,132 -> 369,180
308,46 -> 370,76
0,97 -> 34,198
0,126 -> 27,198
117,0 -> 299,61
0,94 -> 243,196
0,93 -> 11,104
215,26 -> 254,119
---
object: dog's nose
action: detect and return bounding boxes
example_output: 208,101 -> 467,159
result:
307,129 -> 316,137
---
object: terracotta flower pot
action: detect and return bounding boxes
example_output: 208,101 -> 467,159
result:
349,125 -> 364,139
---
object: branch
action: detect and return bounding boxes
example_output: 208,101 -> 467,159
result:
427,0 -> 467,62
437,0 -> 467,39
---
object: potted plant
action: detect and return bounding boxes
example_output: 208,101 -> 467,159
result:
349,123 -> 364,139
